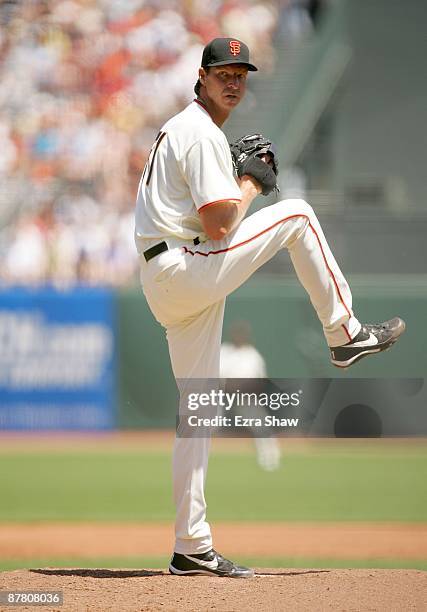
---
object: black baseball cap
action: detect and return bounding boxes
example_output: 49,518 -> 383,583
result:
201,37 -> 258,72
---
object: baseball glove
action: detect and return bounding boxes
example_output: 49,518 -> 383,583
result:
229,133 -> 279,196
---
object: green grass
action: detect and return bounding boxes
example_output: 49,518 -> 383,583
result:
1,557 -> 426,572
0,446 -> 426,522
0,453 -> 174,522
206,451 -> 427,522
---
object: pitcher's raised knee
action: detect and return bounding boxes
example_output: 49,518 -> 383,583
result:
277,198 -> 314,218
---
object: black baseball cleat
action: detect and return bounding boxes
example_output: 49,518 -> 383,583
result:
330,317 -> 406,369
169,549 -> 254,578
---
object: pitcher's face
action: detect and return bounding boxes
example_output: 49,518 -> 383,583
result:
199,64 -> 248,112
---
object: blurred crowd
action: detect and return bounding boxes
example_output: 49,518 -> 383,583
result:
0,0 -> 324,287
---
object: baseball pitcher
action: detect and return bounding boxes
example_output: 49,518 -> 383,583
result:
134,38 -> 405,578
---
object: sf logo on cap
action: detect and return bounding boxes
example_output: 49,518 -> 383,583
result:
229,40 -> 241,56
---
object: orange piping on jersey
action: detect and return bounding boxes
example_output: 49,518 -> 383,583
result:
193,98 -> 213,120
183,213 -> 354,329
341,322 -> 352,343
306,223 -> 353,323
198,198 -> 241,212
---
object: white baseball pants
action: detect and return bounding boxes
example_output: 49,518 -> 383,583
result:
138,199 -> 361,554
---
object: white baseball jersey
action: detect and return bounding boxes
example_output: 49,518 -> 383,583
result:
134,100 -> 241,249
220,343 -> 267,378
220,341 -> 281,472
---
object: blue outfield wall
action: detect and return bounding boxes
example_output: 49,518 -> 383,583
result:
0,287 -> 116,430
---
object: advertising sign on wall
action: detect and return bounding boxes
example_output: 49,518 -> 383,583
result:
0,287 -> 115,430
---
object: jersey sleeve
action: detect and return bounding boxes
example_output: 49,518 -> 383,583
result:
182,136 -> 242,211
254,351 -> 267,378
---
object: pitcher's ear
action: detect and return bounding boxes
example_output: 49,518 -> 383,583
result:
199,67 -> 207,85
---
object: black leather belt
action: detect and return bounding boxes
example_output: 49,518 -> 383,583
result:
143,241 -> 168,262
143,237 -> 200,262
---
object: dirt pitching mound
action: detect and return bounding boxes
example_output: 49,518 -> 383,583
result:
1,568 -> 426,611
